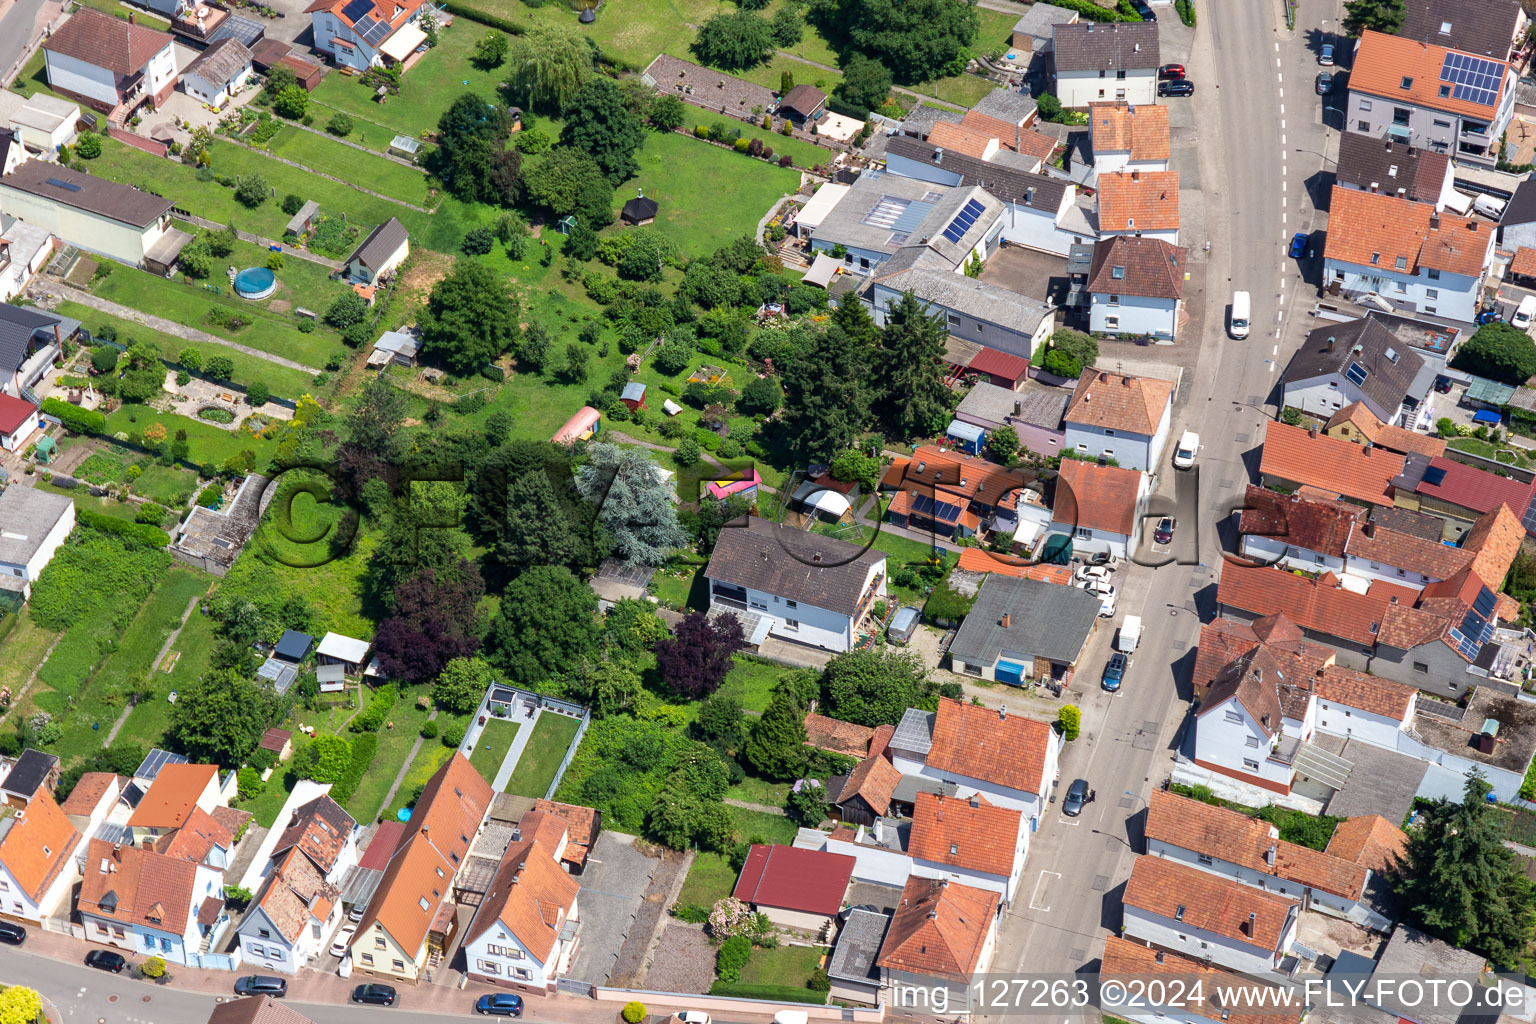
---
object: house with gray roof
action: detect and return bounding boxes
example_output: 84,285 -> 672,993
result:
641,53 -> 775,122
827,907 -> 891,1005
704,515 -> 887,652
955,381 -> 1067,454
810,175 -> 1004,276
180,38 -> 253,110
897,103 -> 964,140
1281,317 -> 1427,426
947,575 -> 1101,684
0,161 -> 188,272
1051,21 -> 1160,108
0,485 -> 75,601
343,216 -> 408,286
1334,134 -> 1455,209
1012,3 -> 1079,55
972,88 -> 1038,127
884,135 -> 1085,255
0,304 -> 80,399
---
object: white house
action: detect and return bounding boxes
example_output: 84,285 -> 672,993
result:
1087,101 -> 1170,175
126,763 -> 226,848
1102,935 -> 1302,1024
237,847 -> 342,974
76,837 -> 229,966
315,632 -> 373,692
59,772 -> 122,836
1323,186 -> 1493,323
265,793 -> 359,886
43,9 -> 177,112
809,176 -> 1003,278
305,0 -> 429,71
1086,235 -> 1185,341
1280,317 -> 1428,425
1050,457 -> 1149,559
1334,134 -> 1457,209
0,486 -> 75,601
0,92 -> 80,153
944,576 -> 1102,688
179,38 -> 253,111
704,515 -> 886,653
461,826 -> 580,993
1096,170 -> 1180,244
0,790 -> 80,922
908,792 -> 1026,903
1235,485 -> 1358,577
343,217 -> 410,286
1062,368 -> 1174,471
0,162 -> 189,272
0,213 -> 58,305
1122,855 -> 1300,976
1051,21 -> 1159,108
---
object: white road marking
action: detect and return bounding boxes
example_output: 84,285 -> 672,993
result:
1275,42 -> 1280,51
1280,104 -> 1285,114
1272,344 -> 1279,355
1282,214 -> 1287,224
1030,871 -> 1059,912
1279,88 -> 1284,98
1283,197 -> 1287,207
1275,57 -> 1281,67
1282,134 -> 1287,144
1281,120 -> 1286,129
1282,181 -> 1287,191
1277,72 -> 1283,82
1276,310 -> 1284,322
1282,164 -> 1287,175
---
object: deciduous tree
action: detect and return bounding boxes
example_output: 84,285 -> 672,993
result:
832,54 -> 892,116
1449,322 -> 1536,386
432,656 -> 496,715
504,23 -> 595,111
167,668 -> 272,767
419,260 -> 519,375
296,734 -> 351,783
1342,0 -> 1404,35
561,77 -> 646,186
372,559 -> 485,683
655,611 -> 747,698
472,30 -> 510,68
693,11 -> 774,70
821,647 -> 929,726
487,565 -> 602,685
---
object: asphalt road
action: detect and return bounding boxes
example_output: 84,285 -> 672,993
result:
975,0 -> 1341,1013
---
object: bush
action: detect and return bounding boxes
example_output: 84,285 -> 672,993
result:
622,1003 -> 647,1024
716,935 -> 753,982
237,766 -> 262,800
421,719 -> 438,739
76,132 -> 102,159
134,503 -> 166,525
140,957 -> 167,979
234,175 -> 268,208
328,731 -> 378,805
808,967 -> 830,992
1058,704 -> 1081,741
351,683 -> 398,733
326,112 -> 355,136
197,485 -> 222,508
325,292 -> 368,330
245,382 -> 270,407
734,137 -> 751,152
441,720 -> 467,747
462,227 -> 496,255
77,509 -> 170,548
90,346 -> 120,374
280,194 -> 305,215
205,355 -> 235,381
1436,416 -> 1457,438
42,397 -> 105,435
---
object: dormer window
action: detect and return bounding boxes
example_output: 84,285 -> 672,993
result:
1370,252 -> 1380,265
419,896 -> 430,911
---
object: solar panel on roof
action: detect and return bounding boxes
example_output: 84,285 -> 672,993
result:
1422,466 -> 1447,486
340,0 -> 372,21
1344,361 -> 1369,387
1473,585 -> 1497,618
1439,51 -> 1502,107
940,198 -> 986,245
933,499 -> 962,523
45,177 -> 81,192
361,17 -> 392,44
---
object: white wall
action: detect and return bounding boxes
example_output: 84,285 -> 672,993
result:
825,831 -> 914,886
348,237 -> 409,285
997,195 -> 1085,257
1122,904 -> 1296,976
239,906 -> 301,974
1193,697 -> 1294,792
1063,424 -> 1152,470
464,897 -> 578,990
1314,698 -> 1411,748
1238,535 -> 1347,576
708,558 -> 884,653
1089,291 -> 1179,341
25,500 -> 73,580
0,854 -> 76,922
1283,372 -> 1399,424
1323,258 -> 1484,323
910,820 -> 1025,902
43,49 -> 119,107
0,184 -> 168,267
1093,151 -> 1168,175
1056,70 -> 1156,108
182,59 -> 252,108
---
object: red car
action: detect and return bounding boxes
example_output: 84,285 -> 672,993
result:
1159,64 -> 1185,79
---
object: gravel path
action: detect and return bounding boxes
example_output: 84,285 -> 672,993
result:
606,848 -> 690,987
639,924 -> 716,995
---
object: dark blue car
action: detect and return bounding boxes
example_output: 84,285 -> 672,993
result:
476,994 -> 525,1017
1103,652 -> 1126,692
1288,232 -> 1309,259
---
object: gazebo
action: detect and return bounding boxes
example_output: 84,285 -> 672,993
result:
621,189 -> 658,226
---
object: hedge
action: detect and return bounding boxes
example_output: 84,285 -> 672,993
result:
77,508 -> 171,548
437,0 -> 525,34
329,731 -> 378,805
41,397 -> 105,435
481,364 -> 505,382
351,683 -> 397,733
705,983 -> 829,1004
1044,0 -> 1140,20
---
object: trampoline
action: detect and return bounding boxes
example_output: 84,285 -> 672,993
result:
233,266 -> 276,300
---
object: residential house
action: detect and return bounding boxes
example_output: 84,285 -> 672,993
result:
60,772 -> 122,835
640,54 -> 776,122
1050,457 -> 1148,559
1393,453 -> 1536,540
1343,502 -> 1522,592
348,754 -> 492,982
809,176 -> 1003,277
1189,614 -> 1336,703
1143,790 -> 1384,927
1087,101 -> 1170,175
237,847 -> 342,973
0,211 -> 56,305
1322,186 -> 1494,322
1062,368 -> 1174,471
1096,170 -> 1180,244
305,0 -> 429,71
1324,402 -> 1447,459
947,576 -> 1101,689
267,794 -> 359,885
1324,814 -> 1409,878
0,789 -> 80,921
156,806 -> 235,872
462,828 -> 581,992
704,515 -> 886,653
1344,30 -> 1514,167
925,112 -> 1057,171
883,445 -> 1030,541
0,128 -> 21,180
953,382 -> 1067,455
0,749 -> 58,810
1050,21 -> 1159,108
1236,485 -> 1361,577
1086,235 -> 1186,341
76,837 -> 229,965
343,216 -> 408,287
833,725 -> 902,827
1334,134 -> 1457,209
207,996 -> 320,1024
127,763 -> 224,848
882,136 -> 1087,256
315,632 -> 373,691
43,9 -> 177,112
528,799 -> 600,874
869,246 -> 1055,363
973,88 -> 1041,130
0,162 -> 190,272
1258,421 -> 1404,507
1500,178 -> 1536,251
1398,0 -> 1525,59
1101,935 -> 1302,1024
0,394 -> 38,452
896,104 -> 965,141
876,876 -> 999,1010
778,84 -> 826,126
0,488 -> 74,602
0,304 -> 79,399
1280,318 -> 1428,425
908,792 -> 1025,903
180,38 -> 252,109
1122,856 -> 1300,976
1012,3 -> 1078,56
733,844 -> 855,931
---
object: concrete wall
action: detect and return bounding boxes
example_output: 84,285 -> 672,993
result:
1238,535 -> 1347,577
1089,291 -> 1179,341
1056,70 -> 1157,108
22,500 -> 73,581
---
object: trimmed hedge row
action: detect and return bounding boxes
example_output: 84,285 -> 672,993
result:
42,397 -> 105,435
1049,0 -> 1142,20
351,683 -> 397,733
705,983 -> 829,1004
77,508 -> 171,548
329,731 -> 378,805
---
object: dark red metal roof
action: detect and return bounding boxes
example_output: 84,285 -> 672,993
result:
967,346 -> 1030,380
733,844 -> 855,915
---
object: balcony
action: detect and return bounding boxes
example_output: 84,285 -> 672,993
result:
1386,123 -> 1412,142
853,573 -> 886,624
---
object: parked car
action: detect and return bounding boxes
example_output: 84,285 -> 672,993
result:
329,925 -> 356,958
1316,72 -> 1334,94
1172,431 -> 1199,470
1158,79 -> 1194,96
677,1014 -> 712,1024
1076,576 -> 1113,596
1087,551 -> 1118,568
1073,565 -> 1112,585
1154,517 -> 1175,544
1103,652 -> 1127,692
348,901 -> 367,922
1063,778 -> 1089,816
886,606 -> 920,646
85,950 -> 126,973
1513,295 -> 1536,331
1159,63 -> 1185,79
1288,232 -> 1309,259
1130,0 -> 1155,20
235,977 -> 288,998
1098,588 -> 1118,618
475,994 -> 525,1017
1433,374 -> 1454,394
0,923 -> 24,946
1319,42 -> 1335,64
352,985 -> 397,1006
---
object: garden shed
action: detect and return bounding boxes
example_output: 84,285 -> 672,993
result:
388,135 -> 419,159
284,200 -> 318,238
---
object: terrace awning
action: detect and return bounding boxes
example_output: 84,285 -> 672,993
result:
379,23 -> 426,61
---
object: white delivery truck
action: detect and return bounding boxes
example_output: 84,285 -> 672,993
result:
1230,291 -> 1251,338
1116,614 -> 1142,653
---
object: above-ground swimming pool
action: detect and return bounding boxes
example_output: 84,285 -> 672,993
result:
233,266 -> 276,300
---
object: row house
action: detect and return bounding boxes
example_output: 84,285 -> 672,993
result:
1123,856 -> 1300,976
1102,935 -> 1302,1024
1086,235 -> 1186,342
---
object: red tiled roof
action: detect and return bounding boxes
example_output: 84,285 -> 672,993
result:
908,792 -> 1021,877
1351,30 -> 1509,119
1325,815 -> 1409,874
1097,170 -> 1180,232
1103,937 -> 1303,1024
1260,421 -> 1403,506
60,772 -> 118,817
1325,402 -> 1447,458
733,844 -> 855,915
0,790 -> 80,902
1054,458 -> 1141,536
358,820 -> 406,870
530,799 -> 599,869
1144,790 -> 1273,872
44,8 -> 172,75
1124,856 -> 1298,950
1511,247 -> 1536,279
1088,101 -> 1171,162
467,838 -> 579,962
839,745 -> 902,818
1217,563 -> 1390,646
955,548 -> 1073,583
1324,185 -> 1492,278
877,877 -> 998,981
803,713 -> 875,758
1239,484 -> 1361,558
966,346 -> 1030,381
1345,522 -> 1473,579
127,763 -> 217,830
894,445 -> 1030,509
1065,367 -> 1172,435
926,697 -> 1052,796
1270,840 -> 1369,900
1313,664 -> 1417,720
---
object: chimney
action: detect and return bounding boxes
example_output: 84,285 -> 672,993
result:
1327,336 -> 1336,351
1430,213 -> 1441,230
1266,844 -> 1277,867
934,146 -> 944,164
1363,443 -> 1372,457
1123,374 -> 1133,386
1245,912 -> 1257,935
1363,522 -> 1375,538
129,10 -> 135,22
999,705 -> 1008,719
637,187 -> 644,198
927,910 -> 938,919
1001,612 -> 1011,628
1369,181 -> 1379,193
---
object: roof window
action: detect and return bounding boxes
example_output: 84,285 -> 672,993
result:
1401,76 -> 1413,89
1112,265 -> 1126,279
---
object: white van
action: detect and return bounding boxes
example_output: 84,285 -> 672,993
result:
1474,193 -> 1508,220
1230,291 -> 1251,338
1515,296 -> 1536,333
1172,430 -> 1199,469
1117,614 -> 1142,653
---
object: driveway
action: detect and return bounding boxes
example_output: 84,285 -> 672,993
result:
566,833 -> 661,984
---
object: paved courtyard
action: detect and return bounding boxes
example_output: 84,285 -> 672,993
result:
567,833 -> 662,984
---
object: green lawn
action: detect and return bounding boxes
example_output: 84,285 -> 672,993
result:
104,405 -> 278,470
0,616 -> 61,715
220,526 -> 378,638
737,945 -> 827,987
728,805 -> 800,844
677,850 -> 738,909
667,102 -> 828,169
716,655 -> 787,713
265,127 -> 436,207
479,0 -> 738,71
346,689 -> 434,823
242,758 -> 305,828
467,717 -> 521,784
116,605 -> 218,748
724,774 -> 792,807
650,562 -> 706,612
69,448 -> 200,508
399,740 -> 456,804
36,481 -> 145,521
504,712 -> 582,798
